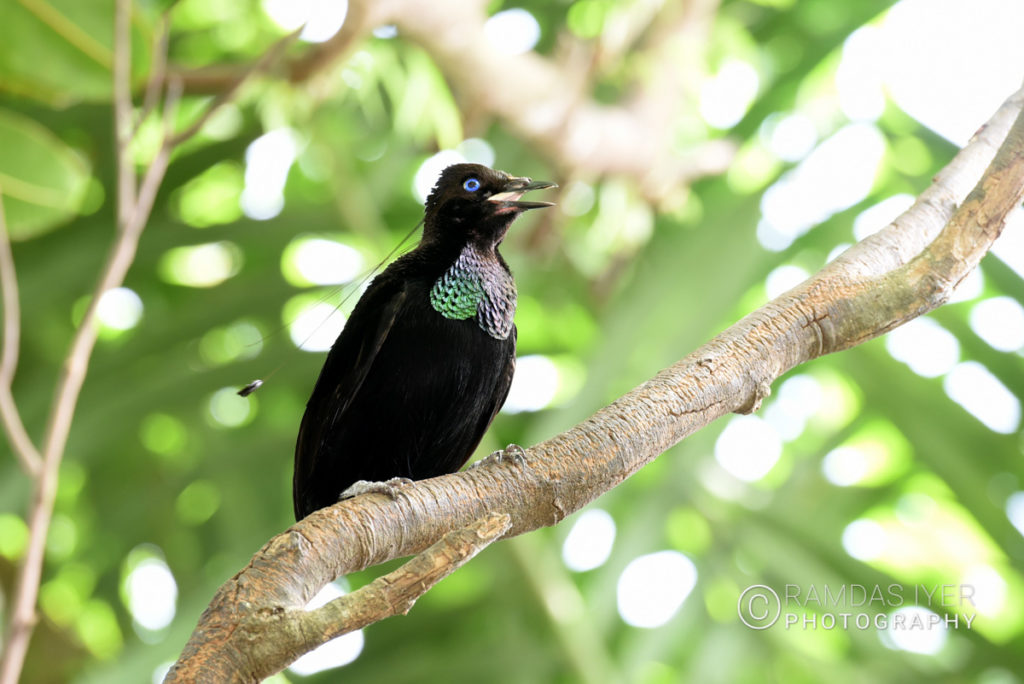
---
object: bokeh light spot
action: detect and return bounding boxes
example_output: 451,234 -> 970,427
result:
0,514 -> 29,559
175,480 -> 222,526
46,513 -> 78,561
456,138 -> 496,167
503,354 -> 560,414
885,317 -> 959,378
759,123 -> 885,251
289,582 -> 364,674
842,519 -> 886,561
970,296 -> 1024,352
700,60 -> 759,129
285,237 -> 364,287
562,509 -> 616,572
1005,491 -> 1024,538
761,112 -> 817,162
97,287 -> 143,331
880,606 -> 947,655
765,264 -> 809,299
158,241 -> 242,288
262,0 -> 348,43
560,180 -> 596,217
199,320 -> 264,366
286,296 -> 347,352
962,565 -> 1008,617
75,599 -> 123,658
241,129 -> 299,220
714,415 -> 782,482
853,194 -> 915,241
837,26 -> 886,121
762,374 -> 822,442
207,387 -> 255,428
484,9 -> 541,56
139,413 -> 188,458
944,362 -> 1020,434
413,150 -> 468,203
126,558 -> 177,632
176,161 -> 243,228
617,551 -> 697,628
880,0 -> 1024,145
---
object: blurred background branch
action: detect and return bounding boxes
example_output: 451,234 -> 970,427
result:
169,0 -> 735,201
0,0 -> 167,678
0,191 -> 42,477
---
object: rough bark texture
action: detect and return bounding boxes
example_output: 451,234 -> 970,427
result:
167,513 -> 510,681
166,87 -> 1024,682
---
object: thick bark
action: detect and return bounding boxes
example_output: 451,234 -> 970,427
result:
166,87 -> 1024,682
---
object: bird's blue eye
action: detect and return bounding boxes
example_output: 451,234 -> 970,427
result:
463,178 -> 481,192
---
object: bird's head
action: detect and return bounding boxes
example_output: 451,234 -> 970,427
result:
422,163 -> 556,249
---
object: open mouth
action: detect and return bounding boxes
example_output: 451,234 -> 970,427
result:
487,177 -> 557,211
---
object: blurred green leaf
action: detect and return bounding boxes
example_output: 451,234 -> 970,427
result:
0,108 -> 91,238
0,0 -> 152,104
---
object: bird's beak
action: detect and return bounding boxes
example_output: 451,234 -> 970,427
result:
488,177 -> 557,211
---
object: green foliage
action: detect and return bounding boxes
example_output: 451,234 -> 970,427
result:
2,0 -> 1024,683
0,0 -> 153,104
0,109 -> 91,238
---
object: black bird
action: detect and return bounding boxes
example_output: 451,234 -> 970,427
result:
293,163 -> 556,520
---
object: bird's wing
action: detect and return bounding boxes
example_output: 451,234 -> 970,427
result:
475,325 -> 517,441
293,280 -> 407,510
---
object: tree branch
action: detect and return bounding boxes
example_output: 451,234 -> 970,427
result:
168,27 -> 302,147
285,1 -> 369,84
167,85 -> 1024,681
112,0 -> 136,227
0,1 -> 143,677
0,190 -> 42,477
167,512 -> 511,682
132,13 -> 171,137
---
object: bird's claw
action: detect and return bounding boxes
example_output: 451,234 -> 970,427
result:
497,443 -> 527,465
339,477 -> 414,500
473,443 -> 528,468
